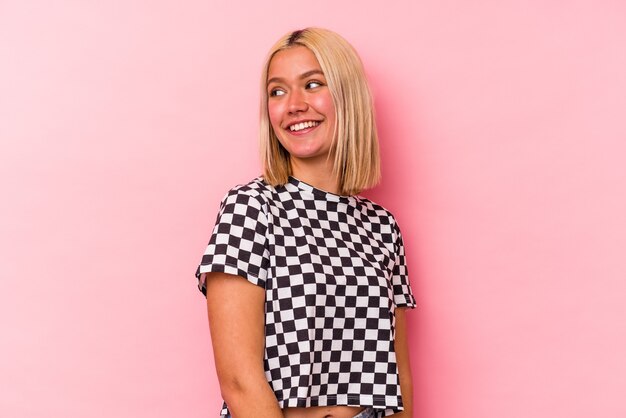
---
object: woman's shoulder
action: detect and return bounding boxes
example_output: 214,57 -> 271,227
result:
219,176 -> 274,207
223,176 -> 267,194
355,195 -> 399,225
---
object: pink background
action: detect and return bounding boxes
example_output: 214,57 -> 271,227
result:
1,1 -> 625,417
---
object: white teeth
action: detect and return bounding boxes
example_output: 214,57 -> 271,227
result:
289,121 -> 319,132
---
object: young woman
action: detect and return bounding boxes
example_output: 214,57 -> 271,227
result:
196,28 -> 416,418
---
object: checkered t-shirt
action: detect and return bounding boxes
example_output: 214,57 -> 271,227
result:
196,176 -> 416,417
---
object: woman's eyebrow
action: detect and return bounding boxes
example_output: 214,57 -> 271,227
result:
267,69 -> 324,86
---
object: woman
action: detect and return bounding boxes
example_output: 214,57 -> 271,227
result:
196,28 -> 416,418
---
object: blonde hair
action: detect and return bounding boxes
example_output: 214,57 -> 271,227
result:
259,28 -> 381,196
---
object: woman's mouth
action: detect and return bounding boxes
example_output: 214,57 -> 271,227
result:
288,120 -> 320,133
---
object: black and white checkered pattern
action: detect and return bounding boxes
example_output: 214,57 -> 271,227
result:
196,177 -> 416,417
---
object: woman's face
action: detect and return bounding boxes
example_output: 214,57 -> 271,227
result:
266,46 -> 336,168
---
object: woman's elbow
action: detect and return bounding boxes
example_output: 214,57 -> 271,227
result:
217,369 -> 266,404
218,374 -> 246,404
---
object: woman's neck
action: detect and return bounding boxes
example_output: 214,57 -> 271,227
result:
290,157 -> 340,195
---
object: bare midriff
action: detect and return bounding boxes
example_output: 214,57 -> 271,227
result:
283,405 -> 365,418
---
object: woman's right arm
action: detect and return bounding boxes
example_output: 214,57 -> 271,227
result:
205,272 -> 284,418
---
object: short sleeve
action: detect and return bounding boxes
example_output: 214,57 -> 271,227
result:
195,186 -> 270,296
391,221 -> 416,308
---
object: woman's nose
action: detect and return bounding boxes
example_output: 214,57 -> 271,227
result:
287,89 -> 308,114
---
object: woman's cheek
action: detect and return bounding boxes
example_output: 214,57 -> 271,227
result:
312,93 -> 336,120
268,102 -> 284,133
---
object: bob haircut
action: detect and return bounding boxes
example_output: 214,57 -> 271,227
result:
259,27 -> 381,196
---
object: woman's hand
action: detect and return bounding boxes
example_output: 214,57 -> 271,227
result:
205,272 -> 284,418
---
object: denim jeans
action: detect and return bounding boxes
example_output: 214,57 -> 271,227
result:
353,407 -> 377,418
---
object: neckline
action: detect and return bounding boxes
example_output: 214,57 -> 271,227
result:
287,176 -> 354,203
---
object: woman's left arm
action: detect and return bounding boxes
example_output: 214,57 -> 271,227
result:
393,307 -> 413,417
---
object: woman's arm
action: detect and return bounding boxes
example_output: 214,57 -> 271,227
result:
205,272 -> 283,418
393,307 -> 413,417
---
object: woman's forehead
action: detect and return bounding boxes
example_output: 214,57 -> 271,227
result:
267,46 -> 323,81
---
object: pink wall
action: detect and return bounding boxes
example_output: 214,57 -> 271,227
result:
1,1 -> 625,417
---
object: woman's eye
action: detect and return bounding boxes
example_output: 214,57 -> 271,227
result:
269,89 -> 285,97
306,81 -> 322,89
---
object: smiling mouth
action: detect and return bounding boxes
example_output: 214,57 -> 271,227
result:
288,120 -> 320,132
